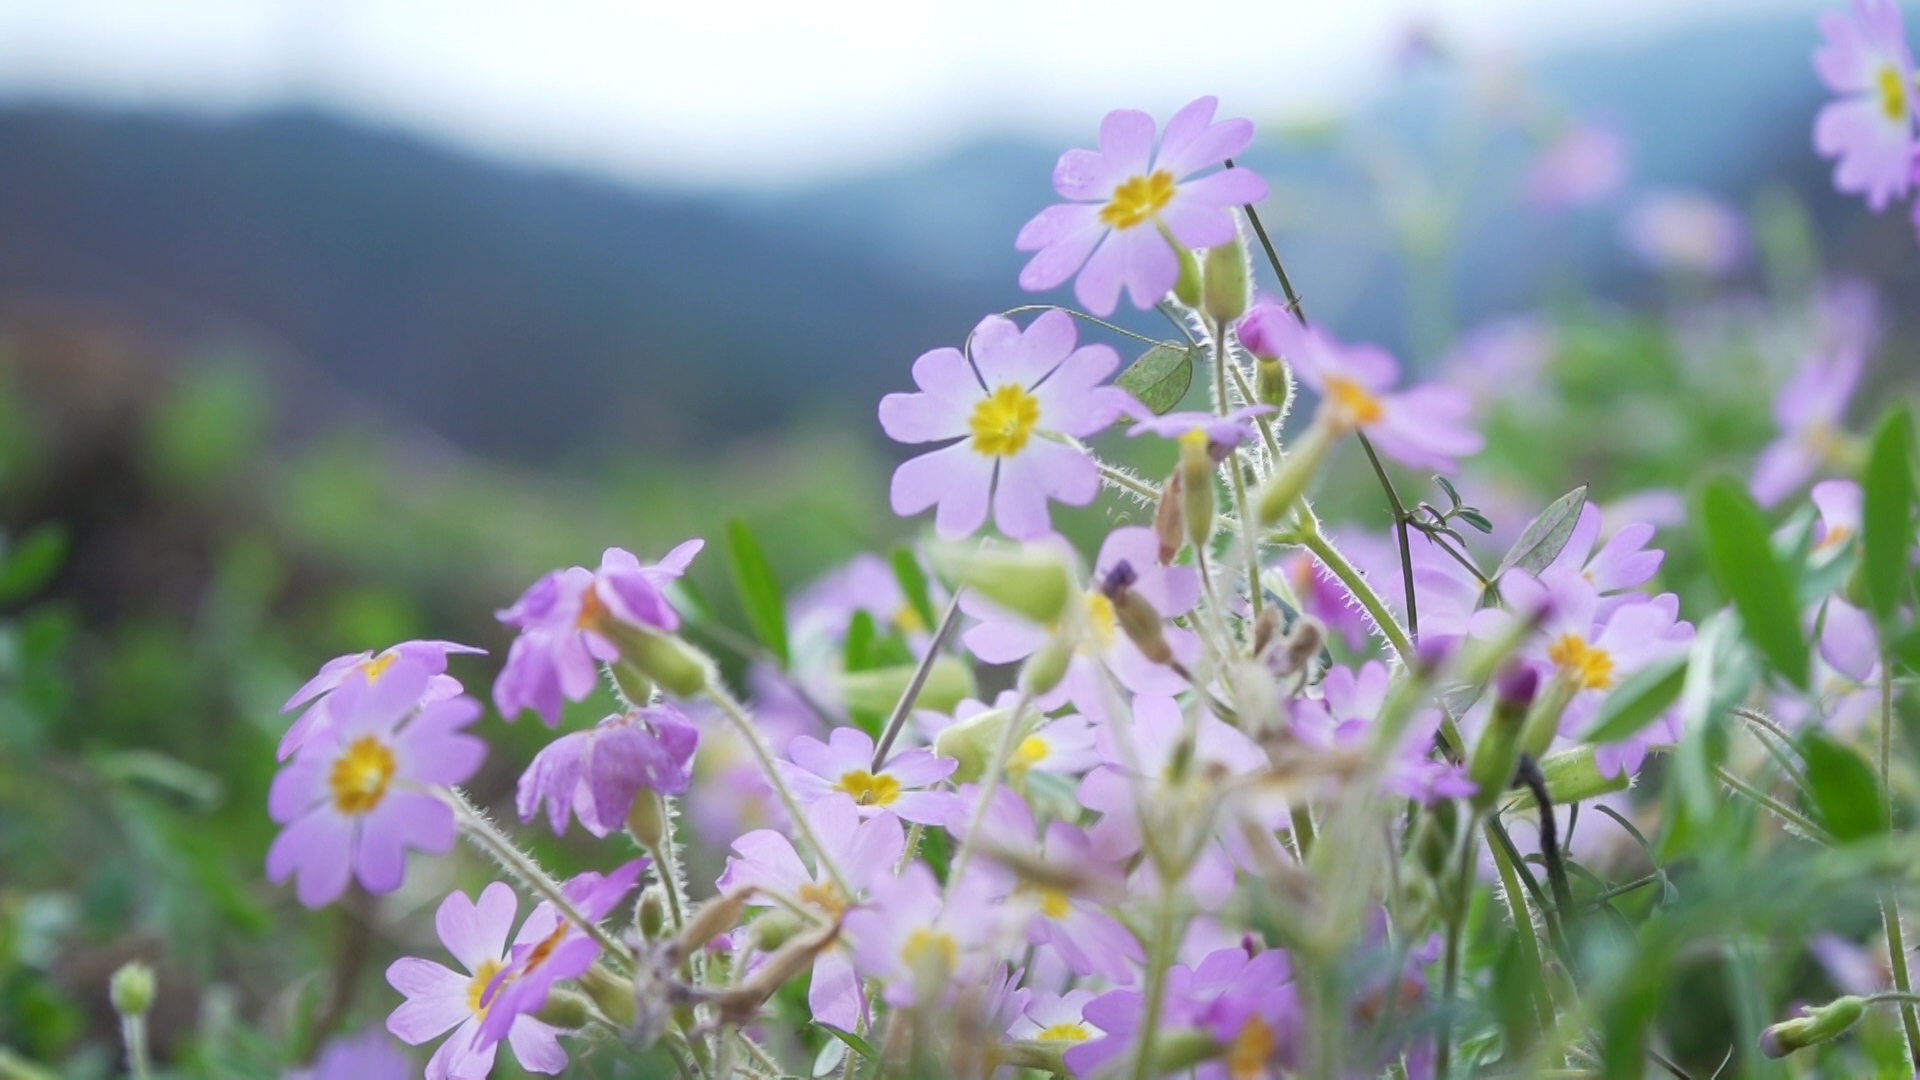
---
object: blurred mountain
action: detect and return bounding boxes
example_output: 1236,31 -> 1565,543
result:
0,11 -> 1898,462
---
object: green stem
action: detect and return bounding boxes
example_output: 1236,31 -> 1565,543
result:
1712,766 -> 1828,842
1435,818 -> 1478,1078
946,690 -> 1034,891
871,589 -> 966,770
1131,887 -> 1180,1080
707,684 -> 853,897
121,1015 -> 153,1080
1880,663 -> 1920,1064
1296,524 -> 1415,661
1486,820 -> 1556,1036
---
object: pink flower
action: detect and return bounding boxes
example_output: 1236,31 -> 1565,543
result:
515,704 -> 700,837
842,863 -> 1003,1010
1126,405 -> 1275,454
1293,662 -> 1475,804
385,882 -> 568,1078
1540,503 -> 1667,617
1621,191 -> 1746,276
294,1027 -> 414,1080
1814,0 -> 1917,211
1065,946 -> 1298,1078
1752,350 -> 1864,506
879,310 -> 1131,540
476,861 -> 646,1048
278,640 -> 482,761
1007,989 -> 1105,1046
1808,481 -> 1880,683
1245,305 -> 1482,470
778,726 -> 962,826
717,793 -> 905,1030
1016,96 -> 1269,316
266,660 -> 484,907
493,541 -> 703,726
1523,122 -> 1628,211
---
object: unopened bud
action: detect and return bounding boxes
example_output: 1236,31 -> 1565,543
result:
1172,236 -> 1203,308
1416,799 -> 1460,888
1179,432 -> 1217,548
1255,417 -> 1335,527
636,886 -> 667,940
1252,605 -> 1284,658
1155,469 -> 1186,563
1538,744 -> 1631,806
839,657 -> 976,715
109,962 -> 154,1018
611,660 -> 655,706
626,789 -> 666,851
1256,357 -> 1293,413
1760,996 -> 1867,1058
676,891 -> 752,958
607,626 -> 711,698
932,543 -> 1074,625
1152,1029 -> 1223,1072
1202,234 -> 1251,324
1469,663 -> 1535,812
1236,304 -> 1292,361
934,705 -> 1016,783
578,963 -> 639,1028
1517,670 -> 1578,762
1280,616 -> 1326,677
1103,561 -> 1173,666
746,908 -> 806,952
1020,636 -> 1075,697
533,987 -> 594,1030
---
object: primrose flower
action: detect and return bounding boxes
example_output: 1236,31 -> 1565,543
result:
1244,306 -> 1481,470
1621,191 -> 1746,277
1125,405 -> 1275,453
279,640 -> 481,761
1292,662 -> 1475,804
1009,989 -> 1105,1048
516,704 -> 699,837
1523,122 -> 1628,211
1016,96 -> 1269,316
1814,0 -> 1917,210
1540,503 -> 1666,616
385,882 -> 568,1078
1065,945 -> 1298,1078
1752,350 -> 1864,506
1808,481 -> 1880,682
963,526 -> 1200,722
267,660 -> 484,907
843,862 -> 1002,1010
494,541 -> 704,726
779,725 -> 962,825
929,692 -> 1103,780
718,793 -> 904,1030
476,861 -> 646,1048
294,1027 -> 414,1080
879,310 -> 1131,540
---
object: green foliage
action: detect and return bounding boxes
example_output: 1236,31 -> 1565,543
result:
1115,343 -> 1195,416
1862,406 -> 1916,628
725,518 -> 789,666
1697,477 -> 1810,689
1799,730 -> 1884,844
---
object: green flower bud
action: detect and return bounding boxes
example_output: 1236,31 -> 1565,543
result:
1172,236 -> 1204,308
625,789 -> 666,850
1020,636 -> 1075,697
1255,416 -> 1335,527
578,964 -> 639,1028
1256,357 -> 1292,413
109,961 -> 155,1018
838,657 -> 977,716
636,886 -> 667,941
1152,1028 -> 1223,1072
1179,431 -> 1217,548
933,704 -> 1016,783
1469,664 -> 1536,812
1538,744 -> 1632,806
746,908 -> 805,952
611,660 -> 655,706
1760,996 -> 1867,1058
605,625 -> 712,698
1202,234 -> 1251,324
932,543 -> 1074,625
533,987 -> 594,1030
1517,671 -> 1579,762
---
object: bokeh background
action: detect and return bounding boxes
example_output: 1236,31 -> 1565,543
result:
1,0 -> 1915,1074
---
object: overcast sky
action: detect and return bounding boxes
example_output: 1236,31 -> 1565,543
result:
0,0 -> 1824,188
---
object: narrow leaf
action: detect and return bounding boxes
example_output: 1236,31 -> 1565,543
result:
843,610 -> 877,673
1494,485 -> 1588,579
1799,729 -> 1884,843
1435,475 -> 1462,507
724,519 -> 789,667
1457,509 -> 1494,534
1696,478 -> 1809,688
1862,406 -> 1916,627
1115,343 -> 1195,416
1581,654 -> 1689,745
0,524 -> 67,605
890,547 -> 937,632
817,1025 -> 880,1062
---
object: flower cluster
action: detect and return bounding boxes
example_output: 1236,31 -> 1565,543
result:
1814,0 -> 1920,237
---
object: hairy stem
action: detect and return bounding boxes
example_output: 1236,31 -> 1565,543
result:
706,684 -> 854,897
1131,886 -> 1180,1080
1296,524 -> 1414,661
1881,664 -> 1920,1064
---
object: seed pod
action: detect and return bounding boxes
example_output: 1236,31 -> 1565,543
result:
1179,431 -> 1217,548
109,962 -> 154,1018
636,886 -> 667,941
1155,469 -> 1187,563
1103,560 -> 1173,666
1251,606 -> 1284,659
532,988 -> 594,1030
1280,616 -> 1326,677
577,963 -> 639,1028
675,891 -> 752,958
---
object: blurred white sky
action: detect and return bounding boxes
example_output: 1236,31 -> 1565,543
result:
0,0 -> 1822,188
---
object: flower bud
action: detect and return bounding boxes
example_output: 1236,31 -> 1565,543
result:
611,660 -> 655,706
1469,663 -> 1535,813
1152,1029 -> 1223,1072
676,891 -> 752,958
1202,234 -> 1251,324
932,543 -> 1074,626
1538,744 -> 1631,806
626,789 -> 667,851
746,908 -> 806,952
636,886 -> 667,941
1759,996 -> 1866,1058
578,963 -> 639,1028
1255,416 -> 1335,527
717,923 -> 840,1027
1179,431 -> 1217,548
1416,798 -> 1460,886
1251,605 -> 1284,659
1020,636 -> 1075,698
1103,561 -> 1173,666
934,705 -> 1016,783
1172,237 -> 1204,308
1517,670 -> 1578,762
109,962 -> 155,1018
606,626 -> 712,698
1155,469 -> 1187,563
1256,357 -> 1292,414
1236,304 -> 1291,360
839,657 -> 977,716
533,987 -> 594,1030
1279,616 -> 1326,678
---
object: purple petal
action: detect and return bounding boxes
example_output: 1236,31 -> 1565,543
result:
879,347 -> 981,444
890,442 -> 995,540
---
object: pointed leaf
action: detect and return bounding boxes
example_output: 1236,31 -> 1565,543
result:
817,1025 -> 880,1063
1581,653 -> 1688,745
1799,729 -> 1884,843
1862,406 -> 1916,627
844,610 -> 878,673
1696,478 -> 1809,688
724,519 -> 789,667
1494,486 -> 1588,579
1115,344 -> 1195,417
890,547 -> 937,632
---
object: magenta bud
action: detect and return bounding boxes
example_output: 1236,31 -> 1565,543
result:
1236,304 -> 1293,361
1494,662 -> 1540,710
1100,560 -> 1140,601
1413,637 -> 1454,677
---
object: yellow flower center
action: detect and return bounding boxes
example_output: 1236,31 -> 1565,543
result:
362,651 -> 401,681
894,604 -> 927,634
1227,1016 -> 1275,1078
1010,735 -> 1050,776
466,958 -> 504,1016
1323,375 -> 1385,427
1881,64 -> 1910,122
1038,888 -> 1073,920
902,927 -> 958,972
1084,592 -> 1118,651
969,384 -> 1042,457
836,769 -> 902,807
1099,170 -> 1177,230
1036,1022 -> 1092,1043
328,735 -> 397,815
1817,524 -> 1853,551
1547,633 -> 1615,691
798,881 -> 846,916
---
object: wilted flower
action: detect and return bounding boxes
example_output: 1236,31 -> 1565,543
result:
516,704 -> 700,837
279,640 -> 481,761
1752,350 -> 1864,506
879,310 -> 1132,540
476,861 -> 647,1047
779,726 -> 962,825
1814,0 -> 1917,210
267,660 -> 484,907
494,542 -> 704,726
1017,96 -> 1269,316
386,882 -> 569,1077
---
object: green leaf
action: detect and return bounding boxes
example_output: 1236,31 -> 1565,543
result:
724,519 -> 789,667
1862,406 -> 1916,627
1494,485 -> 1588,579
844,610 -> 877,672
1696,477 -> 1809,688
1435,475 -> 1462,507
1115,343 -> 1195,416
1580,654 -> 1688,745
1457,509 -> 1494,534
1799,729 -> 1884,843
890,547 -> 937,632
817,1025 -> 880,1063
0,523 -> 68,605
